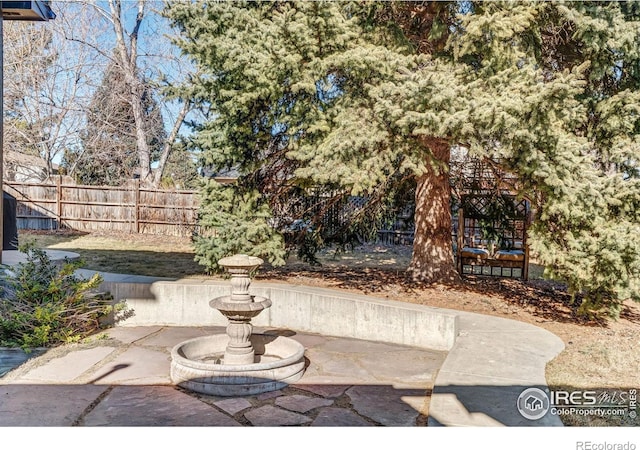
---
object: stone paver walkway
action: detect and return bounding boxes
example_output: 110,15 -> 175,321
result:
0,326 -> 444,426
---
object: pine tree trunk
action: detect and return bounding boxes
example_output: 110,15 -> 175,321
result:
409,140 -> 460,283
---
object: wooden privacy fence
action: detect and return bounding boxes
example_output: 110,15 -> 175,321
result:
4,178 -> 199,237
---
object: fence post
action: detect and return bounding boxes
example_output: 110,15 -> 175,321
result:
56,175 -> 62,230
134,180 -> 140,233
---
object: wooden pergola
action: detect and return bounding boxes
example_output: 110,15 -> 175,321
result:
451,154 -> 532,280
456,191 -> 531,280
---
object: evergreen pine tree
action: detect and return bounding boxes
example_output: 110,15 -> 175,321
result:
194,180 -> 286,272
445,2 -> 640,316
166,1 -> 640,317
66,61 -> 166,186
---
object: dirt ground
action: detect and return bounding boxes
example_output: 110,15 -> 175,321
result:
21,230 -> 640,426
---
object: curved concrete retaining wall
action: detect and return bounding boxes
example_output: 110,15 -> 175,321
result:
102,280 -> 458,352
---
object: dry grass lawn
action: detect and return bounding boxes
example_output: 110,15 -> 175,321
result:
18,229 -> 640,426
20,229 -> 203,278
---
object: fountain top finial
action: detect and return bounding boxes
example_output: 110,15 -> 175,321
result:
218,254 -> 264,271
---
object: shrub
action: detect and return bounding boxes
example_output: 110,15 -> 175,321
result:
0,243 -> 129,349
194,180 -> 287,272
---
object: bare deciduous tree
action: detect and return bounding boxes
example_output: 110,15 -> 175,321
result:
2,2 -> 105,181
3,0 -> 194,187
89,0 -> 192,187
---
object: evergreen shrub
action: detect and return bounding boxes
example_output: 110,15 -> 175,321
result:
0,243 -> 129,349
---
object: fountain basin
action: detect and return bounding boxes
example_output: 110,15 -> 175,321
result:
209,295 -> 272,315
170,333 -> 305,396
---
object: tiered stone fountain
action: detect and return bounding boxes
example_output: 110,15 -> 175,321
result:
170,254 -> 306,396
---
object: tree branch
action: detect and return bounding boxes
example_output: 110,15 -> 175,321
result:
153,100 -> 191,187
